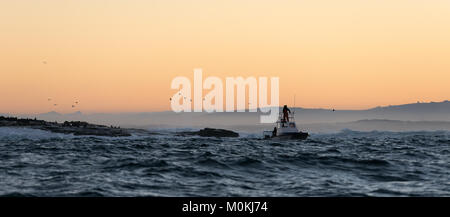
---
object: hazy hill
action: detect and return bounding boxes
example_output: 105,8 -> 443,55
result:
293,100 -> 450,123
7,100 -> 450,133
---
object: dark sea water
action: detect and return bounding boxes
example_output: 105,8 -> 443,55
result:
0,127 -> 449,197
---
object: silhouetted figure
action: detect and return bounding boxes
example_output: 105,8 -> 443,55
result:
272,127 -> 277,138
282,105 -> 291,122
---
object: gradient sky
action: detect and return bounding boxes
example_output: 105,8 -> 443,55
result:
1,0 -> 449,114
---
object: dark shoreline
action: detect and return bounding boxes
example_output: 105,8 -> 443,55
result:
0,116 -> 131,137
0,116 -> 241,138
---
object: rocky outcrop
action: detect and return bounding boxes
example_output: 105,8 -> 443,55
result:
177,128 -> 239,138
0,116 -> 131,137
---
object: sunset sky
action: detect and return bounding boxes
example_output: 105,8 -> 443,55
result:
1,0 -> 449,114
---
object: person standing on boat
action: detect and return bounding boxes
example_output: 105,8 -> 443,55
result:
282,105 -> 291,122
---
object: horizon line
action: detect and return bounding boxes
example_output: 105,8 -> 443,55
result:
2,100 -> 449,116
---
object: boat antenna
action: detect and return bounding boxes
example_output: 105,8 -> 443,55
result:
293,94 -> 296,115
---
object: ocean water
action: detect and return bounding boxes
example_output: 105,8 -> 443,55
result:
0,127 -> 449,197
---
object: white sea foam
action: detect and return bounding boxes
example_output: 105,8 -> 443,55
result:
146,127 -> 201,133
0,127 -> 138,140
0,127 -> 70,140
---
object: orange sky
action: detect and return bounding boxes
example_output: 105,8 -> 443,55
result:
1,0 -> 449,114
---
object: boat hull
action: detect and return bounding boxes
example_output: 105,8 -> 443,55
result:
265,132 -> 309,140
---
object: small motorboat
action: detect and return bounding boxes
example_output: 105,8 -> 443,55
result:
263,111 -> 308,140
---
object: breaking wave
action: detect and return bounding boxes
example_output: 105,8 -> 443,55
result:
0,127 -> 449,196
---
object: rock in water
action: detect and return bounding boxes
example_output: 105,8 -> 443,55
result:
176,128 -> 239,138
0,116 -> 132,137
197,128 -> 239,138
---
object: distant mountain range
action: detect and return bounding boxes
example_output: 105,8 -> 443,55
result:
293,100 -> 450,123
369,100 -> 450,113
40,111 -> 82,116
4,100 -> 450,133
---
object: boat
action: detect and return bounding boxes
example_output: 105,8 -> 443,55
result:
263,110 -> 309,140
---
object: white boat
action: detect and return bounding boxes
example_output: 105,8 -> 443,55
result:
263,111 -> 309,140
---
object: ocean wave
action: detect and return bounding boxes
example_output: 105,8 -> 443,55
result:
0,127 -> 70,140
0,130 -> 449,196
0,192 -> 37,197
